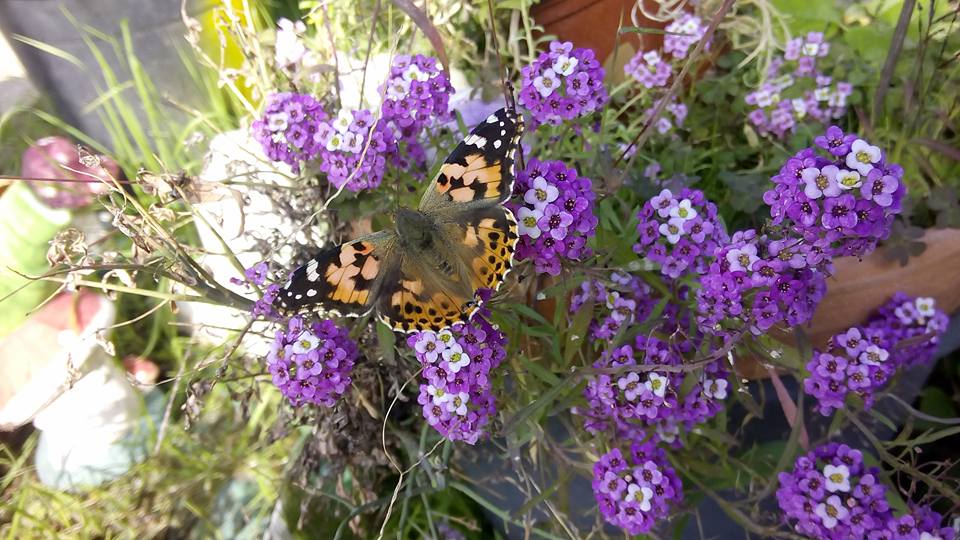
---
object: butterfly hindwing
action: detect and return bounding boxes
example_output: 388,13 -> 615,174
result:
438,205 -> 519,294
276,231 -> 397,316
375,254 -> 477,333
419,107 -> 524,212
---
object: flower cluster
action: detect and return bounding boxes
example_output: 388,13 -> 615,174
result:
663,13 -> 707,59
765,127 -> 905,261
518,41 -> 607,126
511,158 -> 598,275
569,272 -> 657,340
266,317 -> 358,407
805,294 -> 948,416
576,334 -> 729,443
745,32 -> 853,139
625,49 -> 672,89
380,54 -> 454,169
777,443 -> 955,539
252,92 -> 327,173
592,442 -> 683,535
634,187 -> 727,278
804,326 -> 894,416
315,108 -> 398,191
696,229 -> 828,339
866,293 -> 948,368
408,312 -> 507,444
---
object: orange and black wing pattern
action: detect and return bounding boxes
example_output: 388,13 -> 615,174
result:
419,107 -> 524,211
275,231 -> 396,317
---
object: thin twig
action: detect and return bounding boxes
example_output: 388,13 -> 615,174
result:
872,0 -> 916,123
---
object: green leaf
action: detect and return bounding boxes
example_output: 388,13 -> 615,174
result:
376,321 -> 397,364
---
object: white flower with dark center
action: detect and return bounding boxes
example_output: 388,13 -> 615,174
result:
524,176 -> 559,209
823,464 -> 851,492
446,392 -> 470,416
402,64 -> 430,82
292,330 -> 320,354
626,483 -> 654,512
859,345 -> 889,366
267,112 -> 289,132
645,372 -> 669,398
703,378 -> 728,400
668,199 -> 698,222
428,384 -> 450,404
846,139 -> 882,175
552,54 -> 579,76
726,244 -> 759,273
533,69 -> 560,98
517,207 -> 544,239
442,343 -> 471,373
658,218 -> 686,244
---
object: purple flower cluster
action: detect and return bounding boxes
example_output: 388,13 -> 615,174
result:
866,293 -> 948,368
576,334 -> 729,444
625,50 -> 672,89
380,54 -> 453,169
805,294 -> 949,416
252,92 -> 327,173
315,108 -> 399,192
663,14 -> 707,59
518,41 -> 608,127
695,229 -> 828,338
634,187 -> 728,278
777,443 -> 955,539
765,127 -> 906,261
408,311 -> 507,444
804,326 -> 894,416
569,272 -> 657,340
592,442 -> 683,535
510,158 -> 598,275
745,32 -> 853,139
266,317 -> 358,407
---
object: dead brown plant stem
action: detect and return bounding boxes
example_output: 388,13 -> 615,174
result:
873,0 -> 916,123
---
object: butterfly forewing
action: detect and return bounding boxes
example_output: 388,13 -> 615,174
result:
276,231 -> 397,316
419,107 -> 524,213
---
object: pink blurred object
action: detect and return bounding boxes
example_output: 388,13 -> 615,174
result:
122,355 -> 160,387
21,136 -> 121,209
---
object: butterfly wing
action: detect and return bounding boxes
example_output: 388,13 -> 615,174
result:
418,107 -> 524,213
276,231 -> 398,316
436,205 -> 519,294
375,253 -> 479,333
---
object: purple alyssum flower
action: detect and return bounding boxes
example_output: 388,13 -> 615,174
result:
408,310 -> 507,444
315,108 -> 399,192
267,317 -> 358,407
252,92 -> 327,173
519,41 -> 608,127
634,187 -> 727,278
592,442 -> 683,535
510,158 -> 598,276
764,127 -> 905,263
777,443 -> 955,539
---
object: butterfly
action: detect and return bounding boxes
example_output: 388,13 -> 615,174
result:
276,107 -> 524,333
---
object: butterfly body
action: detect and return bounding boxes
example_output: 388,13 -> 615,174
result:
277,107 -> 524,333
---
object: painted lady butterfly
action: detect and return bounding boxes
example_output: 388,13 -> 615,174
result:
276,107 -> 524,332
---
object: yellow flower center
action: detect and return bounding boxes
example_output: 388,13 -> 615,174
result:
816,174 -> 829,189
856,151 -> 871,164
678,207 -> 689,217
536,188 -> 547,201
829,473 -> 843,484
523,216 -> 537,227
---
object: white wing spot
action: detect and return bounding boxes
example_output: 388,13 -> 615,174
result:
465,134 -> 487,148
500,129 -> 506,136
486,114 -> 498,123
306,260 -> 319,282
295,294 -> 303,300
493,139 -> 502,149
307,289 -> 317,297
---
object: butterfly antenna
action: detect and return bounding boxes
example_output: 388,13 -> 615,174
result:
485,0 -> 513,111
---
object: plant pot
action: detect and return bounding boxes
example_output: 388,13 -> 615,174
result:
802,227 -> 960,348
735,227 -> 960,379
531,0 -> 665,68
